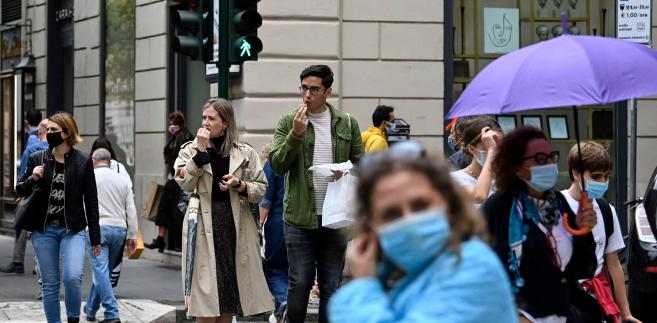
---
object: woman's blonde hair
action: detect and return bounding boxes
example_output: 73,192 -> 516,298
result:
49,111 -> 82,146
356,155 -> 486,256
203,98 -> 238,157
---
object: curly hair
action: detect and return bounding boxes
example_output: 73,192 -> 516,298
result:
356,156 -> 486,256
492,126 -> 547,193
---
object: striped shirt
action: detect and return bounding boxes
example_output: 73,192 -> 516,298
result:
308,108 -> 333,215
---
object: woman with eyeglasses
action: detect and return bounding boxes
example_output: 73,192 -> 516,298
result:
449,117 -> 502,205
329,153 -> 517,322
16,112 -> 101,323
481,126 -> 598,323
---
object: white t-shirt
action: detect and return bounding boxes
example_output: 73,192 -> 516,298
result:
561,190 -> 625,276
307,108 -> 333,215
450,169 -> 478,187
450,169 -> 496,207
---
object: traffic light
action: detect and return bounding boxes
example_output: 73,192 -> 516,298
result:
228,0 -> 263,63
171,0 -> 213,62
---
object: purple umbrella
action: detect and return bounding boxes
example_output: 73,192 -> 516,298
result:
447,33 -> 657,235
447,35 -> 657,118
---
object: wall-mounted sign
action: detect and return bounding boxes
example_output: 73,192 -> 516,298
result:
1,28 -> 21,71
483,8 -> 519,54
616,0 -> 651,45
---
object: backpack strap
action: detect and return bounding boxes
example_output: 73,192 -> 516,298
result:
596,198 -> 615,250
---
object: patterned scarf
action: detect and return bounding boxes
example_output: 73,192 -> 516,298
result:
508,190 -> 564,293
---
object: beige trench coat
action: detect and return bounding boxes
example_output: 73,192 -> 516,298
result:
175,140 -> 273,318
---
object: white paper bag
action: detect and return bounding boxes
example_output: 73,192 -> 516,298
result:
322,173 -> 358,229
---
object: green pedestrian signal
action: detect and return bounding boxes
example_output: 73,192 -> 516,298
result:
240,39 -> 251,57
170,0 -> 213,62
228,0 -> 263,63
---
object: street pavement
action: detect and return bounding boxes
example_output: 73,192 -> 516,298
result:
0,234 -> 318,322
0,234 -> 183,322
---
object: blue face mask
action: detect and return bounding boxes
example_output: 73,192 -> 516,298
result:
475,149 -> 487,166
386,122 -> 397,135
522,163 -> 559,192
447,136 -> 456,151
377,209 -> 449,274
584,178 -> 609,199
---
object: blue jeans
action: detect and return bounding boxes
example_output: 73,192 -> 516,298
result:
32,226 -> 87,323
264,213 -> 288,312
85,226 -> 126,320
284,223 -> 347,323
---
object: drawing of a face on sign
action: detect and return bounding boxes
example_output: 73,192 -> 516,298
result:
484,8 -> 519,54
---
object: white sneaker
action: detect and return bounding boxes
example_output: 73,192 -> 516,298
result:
268,313 -> 277,323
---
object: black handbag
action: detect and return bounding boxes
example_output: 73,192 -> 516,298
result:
13,150 -> 46,234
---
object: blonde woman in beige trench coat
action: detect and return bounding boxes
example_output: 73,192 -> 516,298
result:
175,98 -> 273,323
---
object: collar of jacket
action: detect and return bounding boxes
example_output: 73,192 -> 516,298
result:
190,140 -> 249,176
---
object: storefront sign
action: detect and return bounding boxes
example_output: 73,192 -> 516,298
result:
616,0 -> 651,45
483,8 -> 519,54
1,28 -> 21,71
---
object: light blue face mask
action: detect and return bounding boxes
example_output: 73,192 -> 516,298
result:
386,122 -> 397,135
523,163 -> 559,192
475,149 -> 487,166
447,136 -> 456,151
376,209 -> 449,274
584,178 -> 609,199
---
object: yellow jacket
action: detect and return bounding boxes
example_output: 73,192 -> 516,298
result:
361,127 -> 389,153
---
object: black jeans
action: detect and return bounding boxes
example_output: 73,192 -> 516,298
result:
284,223 -> 347,323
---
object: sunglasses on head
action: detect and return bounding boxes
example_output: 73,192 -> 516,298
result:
522,150 -> 560,165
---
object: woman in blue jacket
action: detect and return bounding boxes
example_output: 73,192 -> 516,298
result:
329,152 -> 517,323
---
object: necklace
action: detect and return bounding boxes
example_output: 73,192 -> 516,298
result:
464,165 -> 479,178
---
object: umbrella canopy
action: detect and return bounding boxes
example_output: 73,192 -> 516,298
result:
447,35 -> 657,118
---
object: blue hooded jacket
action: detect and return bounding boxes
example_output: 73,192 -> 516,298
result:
329,239 -> 518,323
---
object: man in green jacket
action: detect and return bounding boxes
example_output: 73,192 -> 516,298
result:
270,65 -> 364,323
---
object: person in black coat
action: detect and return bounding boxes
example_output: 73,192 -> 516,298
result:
481,126 -> 598,323
145,111 -> 194,252
15,112 -> 100,323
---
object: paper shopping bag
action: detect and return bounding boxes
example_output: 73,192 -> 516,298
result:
141,182 -> 163,221
128,231 -> 145,260
322,174 -> 357,229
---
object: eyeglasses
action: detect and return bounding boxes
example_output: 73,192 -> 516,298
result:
546,231 -> 562,269
522,150 -> 559,165
299,85 -> 323,95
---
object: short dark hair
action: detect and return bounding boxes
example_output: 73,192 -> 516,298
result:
492,126 -> 547,193
26,109 -> 42,127
372,105 -> 394,127
91,136 -> 117,161
567,141 -> 612,180
300,65 -> 334,89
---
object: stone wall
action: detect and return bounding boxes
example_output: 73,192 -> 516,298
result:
234,0 -> 446,156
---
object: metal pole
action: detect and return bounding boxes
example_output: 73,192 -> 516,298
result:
629,98 -> 637,200
217,0 -> 229,99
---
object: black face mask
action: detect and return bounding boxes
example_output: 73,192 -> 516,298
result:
46,132 -> 65,148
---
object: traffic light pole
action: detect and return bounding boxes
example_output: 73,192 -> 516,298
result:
217,0 -> 230,99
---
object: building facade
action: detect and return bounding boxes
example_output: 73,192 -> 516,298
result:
1,0 -> 656,242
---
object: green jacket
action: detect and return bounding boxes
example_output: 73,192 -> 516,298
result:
270,104 -> 364,229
